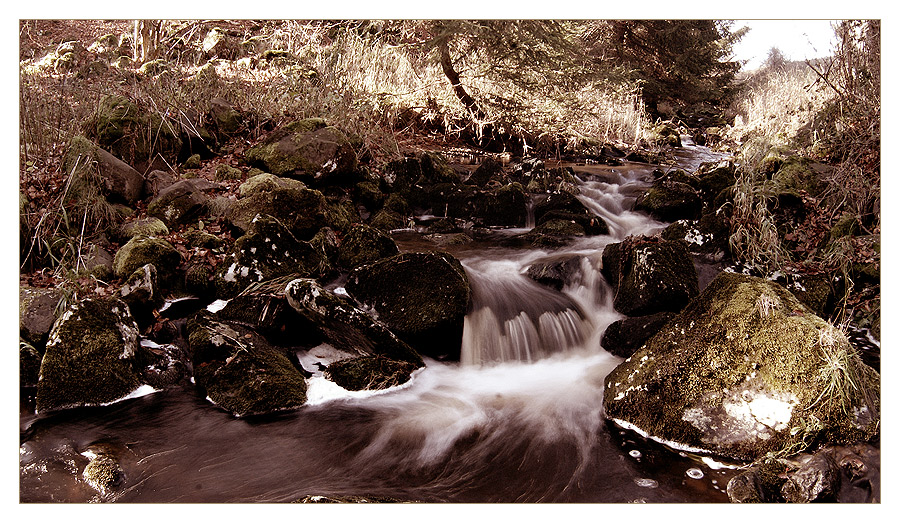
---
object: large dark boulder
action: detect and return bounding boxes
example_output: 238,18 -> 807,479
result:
633,179 -> 702,222
533,191 -> 609,235
603,272 -> 880,462
35,298 -> 147,412
345,252 -> 470,360
62,135 -> 145,205
187,311 -> 309,417
337,223 -> 400,270
601,237 -> 699,316
147,178 -> 220,228
601,311 -> 676,358
284,278 -> 423,366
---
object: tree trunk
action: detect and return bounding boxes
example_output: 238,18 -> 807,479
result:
438,40 -> 486,121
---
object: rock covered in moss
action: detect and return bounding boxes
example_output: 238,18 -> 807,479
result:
603,272 -> 880,461
225,185 -> 328,240
337,223 -> 400,270
36,298 -> 146,412
634,179 -> 702,222
466,157 -> 505,187
533,191 -> 608,234
187,311 -> 308,417
284,278 -> 423,366
62,135 -> 145,205
524,255 -> 587,291
113,235 -> 181,286
85,94 -> 182,171
20,339 -> 43,387
602,237 -> 699,316
244,119 -> 358,186
238,172 -> 307,198
214,214 -> 329,299
345,252 -> 470,360
208,97 -> 244,136
325,355 -> 419,391
117,217 -> 169,242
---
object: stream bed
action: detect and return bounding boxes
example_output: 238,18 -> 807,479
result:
20,140 -> 742,503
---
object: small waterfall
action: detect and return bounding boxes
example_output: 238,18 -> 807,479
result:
461,265 -> 590,366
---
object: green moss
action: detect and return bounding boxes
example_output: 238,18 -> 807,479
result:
36,298 -> 143,412
215,164 -> 243,181
239,173 -> 307,198
369,209 -> 407,231
113,236 -> 181,283
603,272 -> 879,461
86,94 -> 181,167
226,186 -> 328,240
118,217 -> 169,241
338,223 -> 400,270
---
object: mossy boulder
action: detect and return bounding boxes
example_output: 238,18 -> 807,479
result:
770,156 -> 824,199
369,209 -> 408,232
466,157 -> 505,187
284,278 -> 424,366
345,252 -> 470,360
244,120 -> 358,186
20,339 -> 43,388
35,298 -> 146,412
208,98 -> 244,136
187,312 -> 308,417
634,179 -> 702,222
116,217 -> 169,242
238,172 -> 307,198
85,94 -> 182,171
214,214 -> 329,299
113,235 -> 181,285
432,182 -> 530,227
325,355 -> 420,392
649,121 -> 682,148
524,255 -> 587,291
603,272 -> 880,462
225,186 -> 328,240
602,237 -> 699,316
337,223 -> 400,270
62,135 -> 145,205
532,191 -> 608,234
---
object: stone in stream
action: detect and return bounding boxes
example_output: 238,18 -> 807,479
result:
603,271 -> 880,462
35,297 -> 148,412
601,236 -> 699,316
345,251 -> 470,360
187,310 -> 309,417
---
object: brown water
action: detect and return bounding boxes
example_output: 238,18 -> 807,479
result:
21,139 -> 743,503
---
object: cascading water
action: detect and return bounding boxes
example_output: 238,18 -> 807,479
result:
20,141 -> 741,503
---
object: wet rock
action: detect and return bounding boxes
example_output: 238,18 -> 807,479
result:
217,278 -> 320,347
147,178 -> 220,228
633,179 -> 702,222
62,135 -> 145,205
649,121 -> 682,148
601,312 -> 676,358
225,185 -> 328,240
781,452 -> 840,502
20,338 -> 43,387
660,213 -> 730,261
466,157 -> 504,186
118,263 -> 164,328
20,286 -> 64,346
369,209 -> 407,232
514,219 -> 585,248
603,272 -> 881,462
695,160 -> 737,203
244,119 -> 359,187
533,191 -> 608,235
296,495 -> 408,503
433,182 -> 529,227
113,235 -> 182,286
337,223 -> 400,270
187,311 -> 309,417
523,166 -> 580,195
726,470 -> 765,503
525,255 -> 586,291
345,252 -> 470,360
325,355 -> 420,391
81,444 -> 124,495
214,213 -> 329,299
602,237 -> 699,316
85,94 -> 182,171
36,297 -> 146,412
284,278 -> 424,366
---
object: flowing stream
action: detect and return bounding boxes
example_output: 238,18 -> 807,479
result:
20,140 -> 738,503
